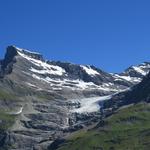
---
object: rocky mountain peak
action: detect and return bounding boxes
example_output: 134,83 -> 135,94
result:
0,46 -> 18,73
119,62 -> 150,79
7,45 -> 43,61
5,46 -> 18,60
0,46 -> 44,76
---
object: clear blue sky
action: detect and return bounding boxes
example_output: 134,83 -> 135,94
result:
0,0 -> 150,73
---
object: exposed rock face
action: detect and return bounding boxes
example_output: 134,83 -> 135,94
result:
0,46 -> 17,76
0,45 -> 149,149
103,72 -> 150,114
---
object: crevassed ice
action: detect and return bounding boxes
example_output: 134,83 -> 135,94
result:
70,95 -> 111,113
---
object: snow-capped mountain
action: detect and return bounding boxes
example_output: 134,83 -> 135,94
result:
115,62 -> 150,82
0,45 -> 150,149
1,46 -> 149,96
105,68 -> 150,110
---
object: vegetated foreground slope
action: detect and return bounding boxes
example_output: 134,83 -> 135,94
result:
56,102 -> 150,150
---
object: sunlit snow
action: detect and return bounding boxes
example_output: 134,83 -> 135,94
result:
31,73 -> 118,91
17,50 -> 66,76
80,65 -> 99,76
114,74 -> 141,82
132,66 -> 147,76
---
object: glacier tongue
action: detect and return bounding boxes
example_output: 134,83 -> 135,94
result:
70,95 -> 112,113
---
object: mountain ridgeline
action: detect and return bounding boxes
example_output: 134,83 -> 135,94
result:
0,45 -> 149,150
104,70 -> 150,109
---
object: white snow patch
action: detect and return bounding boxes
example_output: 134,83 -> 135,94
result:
52,87 -> 62,90
140,64 -> 150,69
12,107 -> 23,115
132,66 -> 147,76
102,82 -> 114,87
17,51 -> 66,76
32,74 -> 41,80
30,66 -> 65,76
31,74 -> 118,91
15,46 -> 41,55
70,95 -> 111,113
114,74 -> 141,82
25,82 -> 36,88
80,65 -> 99,76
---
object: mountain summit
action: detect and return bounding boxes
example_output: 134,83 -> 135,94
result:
7,45 -> 43,60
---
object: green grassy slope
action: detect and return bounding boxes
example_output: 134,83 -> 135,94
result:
57,102 -> 150,150
0,111 -> 16,131
0,90 -> 17,131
